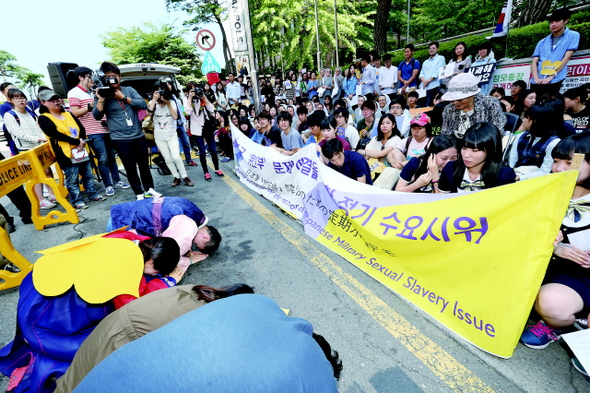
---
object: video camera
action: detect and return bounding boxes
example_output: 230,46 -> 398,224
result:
92,70 -> 118,98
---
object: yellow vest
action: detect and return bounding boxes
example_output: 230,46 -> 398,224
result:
41,112 -> 81,159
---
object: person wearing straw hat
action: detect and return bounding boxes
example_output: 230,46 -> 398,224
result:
441,73 -> 506,139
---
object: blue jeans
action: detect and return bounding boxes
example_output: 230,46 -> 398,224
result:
63,161 -> 98,205
88,133 -> 120,187
177,125 -> 193,164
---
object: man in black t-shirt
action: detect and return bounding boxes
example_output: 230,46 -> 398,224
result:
254,111 -> 283,148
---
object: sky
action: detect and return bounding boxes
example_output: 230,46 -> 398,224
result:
0,0 -> 229,87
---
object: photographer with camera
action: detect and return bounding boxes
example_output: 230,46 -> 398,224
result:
92,62 -> 160,200
68,67 -> 128,197
184,82 -> 224,182
148,82 -> 194,187
160,78 -> 198,167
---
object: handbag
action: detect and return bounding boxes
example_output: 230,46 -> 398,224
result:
318,87 -> 326,98
142,113 -> 155,141
71,147 -> 89,164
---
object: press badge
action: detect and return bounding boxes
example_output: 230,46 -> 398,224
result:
126,117 -> 133,127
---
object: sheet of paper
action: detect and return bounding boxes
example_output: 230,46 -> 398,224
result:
567,229 -> 590,251
562,329 -> 590,374
417,88 -> 427,98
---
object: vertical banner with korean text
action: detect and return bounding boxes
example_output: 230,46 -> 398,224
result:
232,131 -> 575,358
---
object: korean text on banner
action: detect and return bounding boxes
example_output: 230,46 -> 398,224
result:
231,131 -> 575,358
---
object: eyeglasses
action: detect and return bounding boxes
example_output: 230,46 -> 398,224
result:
12,97 -> 27,101
391,106 -> 403,110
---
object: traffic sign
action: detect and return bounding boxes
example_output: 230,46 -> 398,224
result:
196,29 -> 216,51
201,52 -> 221,74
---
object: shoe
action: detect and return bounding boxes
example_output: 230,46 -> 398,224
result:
39,199 -> 56,210
136,194 -> 145,201
48,195 -> 58,203
574,318 -> 588,331
7,222 -> 15,233
3,263 -> 20,273
572,357 -> 589,377
171,178 -> 182,187
204,173 -> 212,182
215,170 -> 225,178
75,202 -> 88,211
205,149 -> 210,156
115,181 -> 131,189
105,186 -> 115,197
21,217 -> 33,225
183,177 -> 194,187
144,188 -> 162,198
186,161 -> 197,167
221,157 -> 232,163
520,320 -> 560,349
90,195 -> 106,202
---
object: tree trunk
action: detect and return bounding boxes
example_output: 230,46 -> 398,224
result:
214,14 -> 234,73
374,0 -> 393,54
517,0 -> 552,27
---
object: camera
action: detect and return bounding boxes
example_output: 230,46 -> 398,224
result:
157,77 -> 174,100
193,87 -> 204,98
92,70 -> 116,98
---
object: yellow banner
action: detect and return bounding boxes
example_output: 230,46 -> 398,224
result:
232,130 -> 576,357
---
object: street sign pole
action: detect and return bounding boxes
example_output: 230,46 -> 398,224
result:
228,0 -> 261,112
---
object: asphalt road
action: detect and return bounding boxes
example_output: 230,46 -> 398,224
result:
0,157 -> 589,392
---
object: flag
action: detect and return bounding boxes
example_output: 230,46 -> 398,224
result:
488,0 -> 513,38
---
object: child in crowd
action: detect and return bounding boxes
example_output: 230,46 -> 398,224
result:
520,133 -> 590,377
357,113 -> 402,166
395,135 -> 457,193
437,122 -> 517,193
390,113 -> 434,169
319,116 -> 351,163
275,111 -> 304,156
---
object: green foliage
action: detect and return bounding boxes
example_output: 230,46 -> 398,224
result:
409,0 -> 504,42
0,50 -> 20,80
385,10 -> 590,67
101,22 -> 203,80
250,0 -> 375,71
14,68 -> 45,98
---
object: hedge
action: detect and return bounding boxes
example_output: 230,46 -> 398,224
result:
385,9 -> 590,67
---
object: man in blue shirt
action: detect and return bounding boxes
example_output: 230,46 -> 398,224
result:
398,44 -> 420,97
531,8 -> 580,96
321,138 -> 372,184
275,111 -> 303,156
419,42 -> 446,106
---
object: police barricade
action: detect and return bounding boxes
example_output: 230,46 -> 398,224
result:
231,130 -> 576,358
0,143 -> 78,291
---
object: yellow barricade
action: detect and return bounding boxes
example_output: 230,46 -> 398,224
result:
0,143 -> 78,291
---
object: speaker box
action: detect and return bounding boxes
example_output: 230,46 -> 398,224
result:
47,62 -> 78,97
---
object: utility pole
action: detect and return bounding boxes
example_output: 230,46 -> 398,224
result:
314,0 -> 322,70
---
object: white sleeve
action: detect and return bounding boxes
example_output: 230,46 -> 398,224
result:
508,133 -> 522,168
346,125 -> 359,150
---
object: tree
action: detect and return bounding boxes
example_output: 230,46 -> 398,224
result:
101,22 -> 203,81
14,68 -> 45,98
250,0 -> 374,72
165,0 -> 234,73
374,0 -> 393,54
0,50 -> 20,82
517,0 -> 552,27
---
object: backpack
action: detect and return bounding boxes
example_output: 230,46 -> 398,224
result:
2,108 -> 38,155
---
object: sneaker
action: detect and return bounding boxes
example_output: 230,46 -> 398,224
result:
144,188 -> 162,198
171,178 -> 182,187
115,181 -> 131,189
136,194 -> 145,201
204,173 -> 212,182
186,161 -> 197,167
183,177 -> 194,187
572,357 -> 589,377
2,263 -> 20,273
75,202 -> 88,211
215,170 -> 225,178
520,320 -> 560,349
221,157 -> 232,163
48,195 -> 58,203
574,318 -> 588,331
39,199 -> 56,210
105,186 -> 115,197
90,195 -> 106,202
